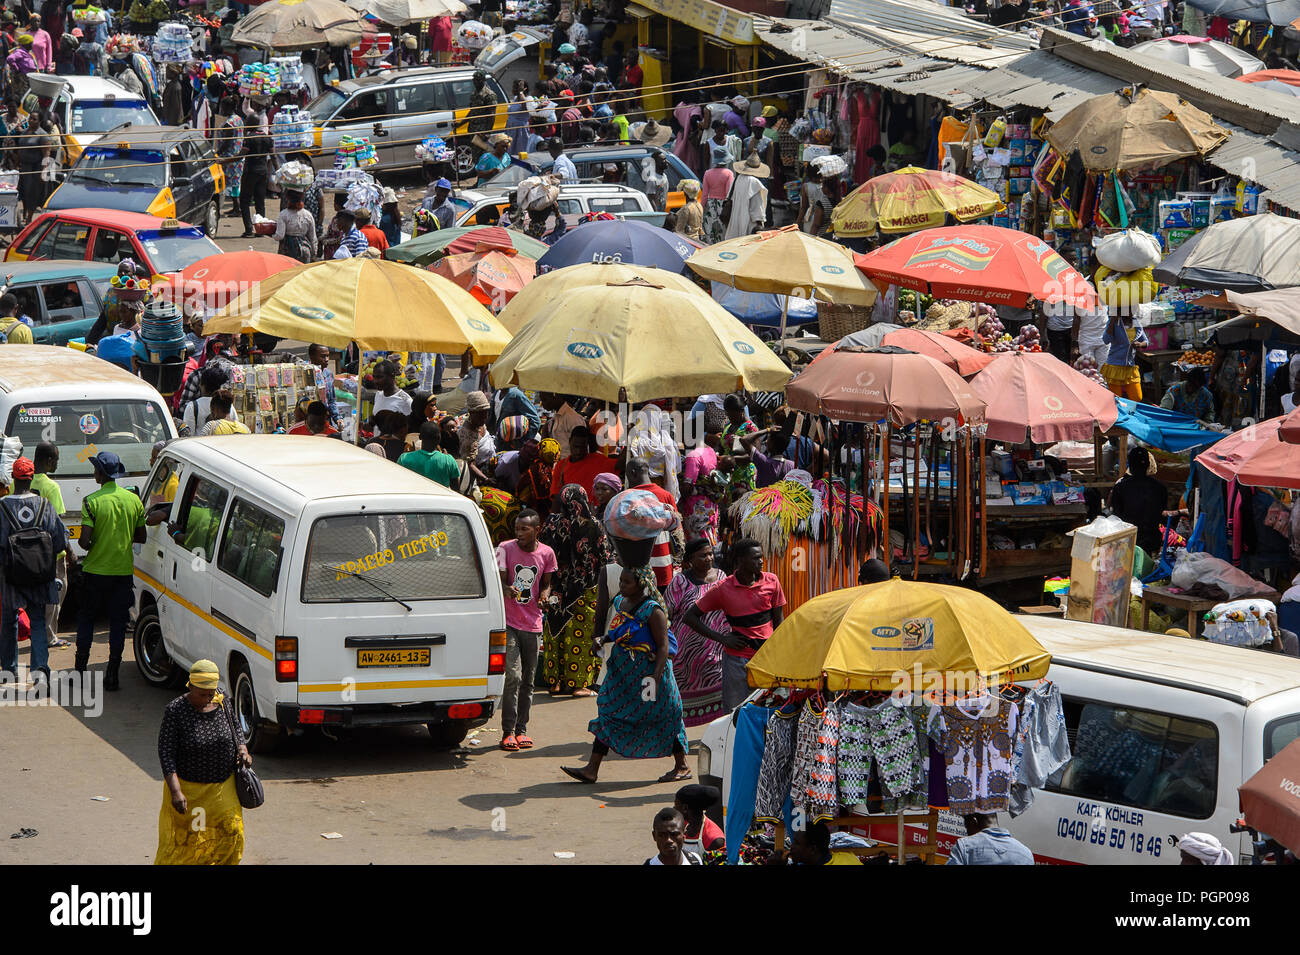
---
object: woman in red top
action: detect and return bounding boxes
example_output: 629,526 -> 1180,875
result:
549,426 -> 617,505
676,784 -> 725,860
429,15 -> 453,64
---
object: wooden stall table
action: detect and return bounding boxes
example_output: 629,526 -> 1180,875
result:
1138,584 -> 1280,638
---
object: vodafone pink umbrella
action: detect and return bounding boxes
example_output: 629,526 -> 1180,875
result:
968,351 -> 1118,443
880,327 -> 998,377
1197,415 -> 1300,488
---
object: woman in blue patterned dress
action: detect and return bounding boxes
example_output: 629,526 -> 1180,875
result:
561,566 -> 691,784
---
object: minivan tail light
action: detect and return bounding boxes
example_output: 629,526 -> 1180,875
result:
448,703 -> 483,720
489,629 -> 507,675
275,637 -> 298,682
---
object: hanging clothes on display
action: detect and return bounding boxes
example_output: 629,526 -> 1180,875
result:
927,694 -> 1019,816
1008,680 -> 1071,817
852,87 -> 881,185
753,703 -> 799,823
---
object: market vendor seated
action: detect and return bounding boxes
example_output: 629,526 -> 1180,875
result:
475,133 -> 513,186
1160,368 -> 1214,421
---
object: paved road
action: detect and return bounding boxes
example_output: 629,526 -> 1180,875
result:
1,632 -> 708,864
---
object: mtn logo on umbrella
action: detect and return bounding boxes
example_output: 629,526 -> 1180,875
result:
732,340 -> 755,355
905,237 -> 998,271
289,305 -> 334,321
467,318 -> 491,332
567,341 -> 604,360
820,265 -> 845,275
718,251 -> 739,260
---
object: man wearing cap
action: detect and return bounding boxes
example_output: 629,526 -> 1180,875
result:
75,451 -> 146,691
0,456 -> 70,684
353,208 -> 389,253
468,70 -> 498,142
422,177 -> 456,230
332,207 -> 369,259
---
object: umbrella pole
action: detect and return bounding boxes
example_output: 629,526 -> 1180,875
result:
913,429 -> 921,580
881,425 -> 890,566
975,433 -> 985,581
778,296 -> 790,350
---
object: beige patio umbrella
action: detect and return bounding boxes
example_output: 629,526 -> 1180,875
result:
686,224 -> 878,341
1045,88 -> 1229,172
231,0 -> 367,50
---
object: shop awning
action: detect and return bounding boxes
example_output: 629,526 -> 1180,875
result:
1113,397 -> 1225,454
632,0 -> 756,44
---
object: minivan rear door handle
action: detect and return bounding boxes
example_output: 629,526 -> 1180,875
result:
345,635 -> 446,648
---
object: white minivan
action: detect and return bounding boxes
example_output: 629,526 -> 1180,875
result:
698,616 -> 1300,864
0,345 -> 177,539
132,435 -> 506,750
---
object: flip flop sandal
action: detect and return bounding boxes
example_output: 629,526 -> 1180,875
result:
572,688 -> 597,697
657,768 -> 692,783
516,735 -> 534,749
500,735 -> 520,751
561,766 -> 597,783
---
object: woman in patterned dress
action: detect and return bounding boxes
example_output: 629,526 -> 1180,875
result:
214,96 -> 244,217
540,483 -> 617,696
664,537 -> 727,727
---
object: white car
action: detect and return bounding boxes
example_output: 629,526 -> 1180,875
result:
42,75 -> 160,164
452,183 -> 666,229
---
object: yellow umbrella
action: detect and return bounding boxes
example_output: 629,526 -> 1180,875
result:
746,579 -> 1051,691
204,258 -> 512,362
489,262 -> 792,402
686,225 -> 877,341
831,167 -> 1002,237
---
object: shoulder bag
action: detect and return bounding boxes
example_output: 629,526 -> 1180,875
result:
223,698 -> 265,809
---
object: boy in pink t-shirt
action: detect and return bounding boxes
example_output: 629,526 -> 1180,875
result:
494,510 -> 557,751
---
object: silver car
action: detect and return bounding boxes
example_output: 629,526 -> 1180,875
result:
303,66 -> 507,176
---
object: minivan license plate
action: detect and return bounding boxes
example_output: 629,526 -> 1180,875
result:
357,648 -> 430,668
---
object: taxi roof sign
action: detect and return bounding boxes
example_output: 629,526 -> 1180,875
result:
160,218 -> 180,230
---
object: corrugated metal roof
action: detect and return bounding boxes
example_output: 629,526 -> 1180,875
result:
827,0 -> 1035,65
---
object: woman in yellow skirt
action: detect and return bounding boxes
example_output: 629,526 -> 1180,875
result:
155,660 -> 251,865
1100,310 -> 1148,401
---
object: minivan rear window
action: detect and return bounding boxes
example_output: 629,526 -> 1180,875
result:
1265,715 -> 1300,760
5,400 -> 169,478
301,512 -> 485,603
1047,699 -> 1219,819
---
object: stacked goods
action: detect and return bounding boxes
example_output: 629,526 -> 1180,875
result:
315,167 -> 374,191
1014,324 -> 1041,352
1202,599 -> 1276,648
152,22 -> 192,62
237,62 -> 281,98
456,20 -> 493,49
335,136 -> 378,168
271,160 -> 314,189
415,136 -> 453,163
896,288 -> 931,325
271,56 -> 304,90
1073,353 -> 1106,386
270,105 -> 312,152
107,34 -> 139,55
1179,348 -> 1215,367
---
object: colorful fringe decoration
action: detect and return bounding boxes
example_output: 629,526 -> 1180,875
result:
729,480 -> 815,555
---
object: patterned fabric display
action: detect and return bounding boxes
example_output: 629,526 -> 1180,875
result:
1009,681 -> 1072,817
805,701 -> 841,822
866,700 -> 924,798
754,706 -> 798,822
788,699 -> 824,810
929,697 -> 1019,816
837,702 -> 873,808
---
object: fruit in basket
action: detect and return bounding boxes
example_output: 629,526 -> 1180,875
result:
1180,349 -> 1215,366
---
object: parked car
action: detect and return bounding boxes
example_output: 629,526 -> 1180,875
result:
525,145 -> 694,212
4,209 -> 222,275
0,260 -> 117,344
453,183 -> 665,228
0,345 -> 178,539
42,74 -> 160,164
304,66 -> 508,177
44,125 -> 224,237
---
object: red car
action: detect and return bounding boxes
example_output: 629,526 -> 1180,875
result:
4,208 -> 222,275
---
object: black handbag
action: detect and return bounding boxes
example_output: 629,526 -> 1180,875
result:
224,697 -> 265,809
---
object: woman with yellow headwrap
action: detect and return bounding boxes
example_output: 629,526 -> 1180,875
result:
155,659 -> 251,865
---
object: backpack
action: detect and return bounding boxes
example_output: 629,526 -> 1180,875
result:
1,496 -> 56,587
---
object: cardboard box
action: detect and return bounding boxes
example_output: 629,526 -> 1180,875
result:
1210,195 -> 1234,223
1066,517 -> 1136,627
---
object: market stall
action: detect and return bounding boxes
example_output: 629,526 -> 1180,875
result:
722,580 -> 1066,864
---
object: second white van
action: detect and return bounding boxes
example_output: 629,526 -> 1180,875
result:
698,616 -> 1300,864
132,436 -> 507,750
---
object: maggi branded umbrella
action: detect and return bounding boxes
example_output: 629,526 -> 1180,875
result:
203,257 -> 512,361
746,579 -> 1052,691
686,224 -> 878,304
831,167 -> 1002,237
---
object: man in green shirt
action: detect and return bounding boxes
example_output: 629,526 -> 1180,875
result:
74,452 -> 146,691
399,421 -> 459,488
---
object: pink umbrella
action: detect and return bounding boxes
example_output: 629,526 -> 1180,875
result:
1280,407 -> 1300,445
1197,416 -> 1300,488
968,351 -> 1118,443
786,345 -> 986,428
880,327 -> 998,377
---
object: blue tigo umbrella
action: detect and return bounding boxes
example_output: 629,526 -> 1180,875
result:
536,219 -> 695,273
710,281 -> 820,327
